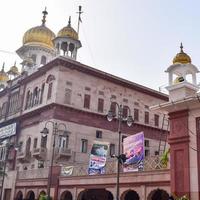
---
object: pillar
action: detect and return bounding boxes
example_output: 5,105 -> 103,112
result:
168,109 -> 190,198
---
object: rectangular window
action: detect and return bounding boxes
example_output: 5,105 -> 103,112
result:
154,114 -> 159,127
41,136 -> 47,148
145,140 -> 149,147
96,130 -> 102,138
110,144 -> 115,156
58,136 -> 69,148
145,149 -> 150,156
134,108 -> 139,122
123,106 -> 128,118
38,160 -> 44,168
145,111 -> 149,124
81,139 -> 88,153
84,94 -> 90,109
98,98 -> 104,113
64,89 -> 72,104
33,138 -> 38,149
110,102 -> 116,116
47,82 -> 53,99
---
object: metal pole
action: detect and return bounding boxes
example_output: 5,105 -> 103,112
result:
47,123 -> 57,200
116,105 -> 122,200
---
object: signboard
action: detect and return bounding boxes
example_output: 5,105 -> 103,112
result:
0,123 -> 17,139
88,141 -> 109,175
123,132 -> 144,172
61,166 -> 74,176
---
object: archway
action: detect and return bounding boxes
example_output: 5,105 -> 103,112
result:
123,190 -> 140,200
15,191 -> 23,200
77,189 -> 113,200
147,188 -> 169,200
38,191 -> 46,200
26,190 -> 35,200
60,190 -> 73,200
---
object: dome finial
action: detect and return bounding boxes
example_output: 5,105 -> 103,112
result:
68,16 -> 71,27
42,7 -> 48,26
180,42 -> 184,53
1,62 -> 5,72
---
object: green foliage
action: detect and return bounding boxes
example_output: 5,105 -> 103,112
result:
173,194 -> 189,200
39,194 -> 47,200
161,148 -> 170,168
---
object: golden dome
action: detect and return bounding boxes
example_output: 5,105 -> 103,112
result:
23,9 -> 55,49
173,43 -> 191,64
57,17 -> 78,40
8,62 -> 20,76
0,63 -> 9,82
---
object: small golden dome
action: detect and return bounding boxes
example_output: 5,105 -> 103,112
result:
173,43 -> 191,64
8,62 -> 20,76
23,9 -> 55,49
57,17 -> 78,40
0,63 -> 9,82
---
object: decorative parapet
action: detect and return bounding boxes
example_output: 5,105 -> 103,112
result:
16,156 -> 169,179
61,155 -> 169,177
17,168 -> 48,179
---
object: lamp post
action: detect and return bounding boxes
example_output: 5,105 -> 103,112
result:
107,101 -> 133,200
40,121 -> 67,200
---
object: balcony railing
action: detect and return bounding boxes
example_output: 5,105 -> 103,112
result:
61,155 -> 169,177
32,147 -> 47,160
55,147 -> 72,160
16,151 -> 31,163
16,156 -> 169,180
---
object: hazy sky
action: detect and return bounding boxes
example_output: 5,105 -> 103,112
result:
0,0 -> 200,91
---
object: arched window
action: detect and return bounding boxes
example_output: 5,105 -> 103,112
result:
26,137 -> 31,156
46,75 -> 55,100
31,54 -> 37,63
25,91 -> 30,109
69,43 -> 75,57
32,87 -> 39,106
40,83 -> 45,104
61,42 -> 68,55
41,56 -> 47,65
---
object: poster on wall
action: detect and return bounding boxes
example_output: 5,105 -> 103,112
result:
88,141 -> 109,175
61,166 -> 74,176
123,132 -> 144,172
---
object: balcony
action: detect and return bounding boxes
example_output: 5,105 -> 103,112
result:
16,151 -> 31,163
32,147 -> 47,160
55,147 -> 72,160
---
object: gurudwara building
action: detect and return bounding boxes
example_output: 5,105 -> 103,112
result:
0,7 -> 199,200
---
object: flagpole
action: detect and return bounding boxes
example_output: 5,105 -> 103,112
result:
77,5 -> 83,36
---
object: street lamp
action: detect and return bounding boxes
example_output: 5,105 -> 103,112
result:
107,101 -> 133,200
40,121 -> 67,200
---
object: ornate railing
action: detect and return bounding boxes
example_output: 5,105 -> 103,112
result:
61,155 -> 169,177
17,156 -> 169,179
18,168 -> 49,179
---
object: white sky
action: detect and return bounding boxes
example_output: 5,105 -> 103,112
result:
0,0 -> 200,91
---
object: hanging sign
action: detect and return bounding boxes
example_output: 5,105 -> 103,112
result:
0,123 -> 17,139
88,141 -> 109,175
123,132 -> 144,172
